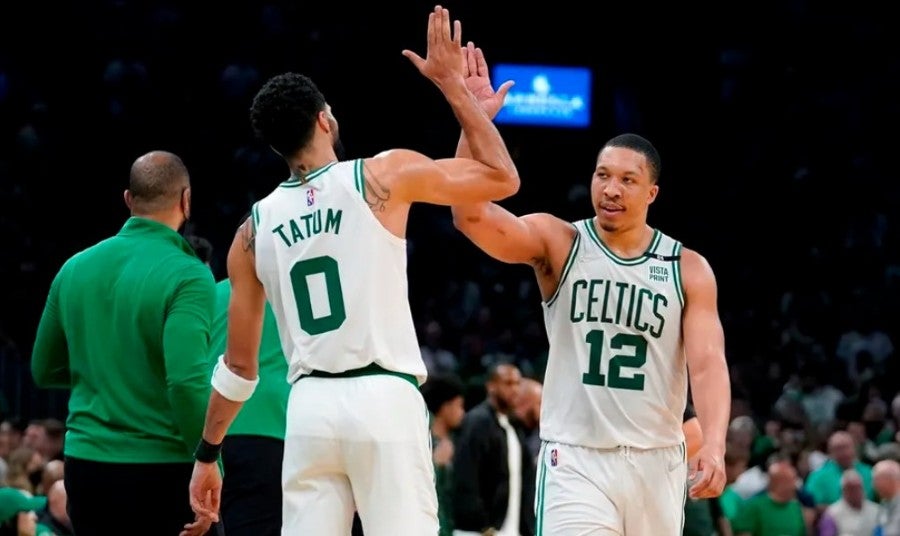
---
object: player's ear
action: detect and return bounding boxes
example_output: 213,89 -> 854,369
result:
124,190 -> 133,211
647,184 -> 659,204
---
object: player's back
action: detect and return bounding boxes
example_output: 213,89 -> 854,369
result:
253,159 -> 425,385
540,218 -> 687,450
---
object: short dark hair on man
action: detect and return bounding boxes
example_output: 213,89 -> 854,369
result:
421,374 -> 465,415
186,235 -> 213,264
128,150 -> 190,214
250,73 -> 327,159
603,133 -> 662,183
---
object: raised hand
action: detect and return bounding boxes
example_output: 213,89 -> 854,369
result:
402,5 -> 465,89
462,41 -> 514,120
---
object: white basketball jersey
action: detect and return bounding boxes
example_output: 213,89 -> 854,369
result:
540,218 -> 687,449
252,159 -> 426,385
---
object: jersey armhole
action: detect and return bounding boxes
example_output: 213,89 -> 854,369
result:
250,201 -> 260,234
353,158 -> 365,198
545,226 -> 581,307
671,241 -> 685,307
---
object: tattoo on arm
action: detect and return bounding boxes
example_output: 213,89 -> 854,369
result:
362,161 -> 391,212
240,220 -> 256,255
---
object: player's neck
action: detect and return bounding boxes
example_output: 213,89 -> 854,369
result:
594,219 -> 654,258
131,211 -> 182,233
288,147 -> 338,182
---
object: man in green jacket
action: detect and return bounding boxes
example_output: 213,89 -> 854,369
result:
31,150 -> 216,536
210,271 -> 290,536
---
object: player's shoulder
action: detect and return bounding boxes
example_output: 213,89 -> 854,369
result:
678,246 -> 712,270
369,148 -> 425,163
677,246 -> 717,289
157,243 -> 215,283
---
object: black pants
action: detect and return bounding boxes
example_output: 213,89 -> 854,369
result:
221,435 -> 284,536
65,456 -> 205,536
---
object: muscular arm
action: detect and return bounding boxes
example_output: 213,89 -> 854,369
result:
162,266 -> 217,456
681,249 -> 731,458
199,220 -> 266,445
449,116 -> 548,265
369,146 -> 518,207
451,135 -> 578,302
31,270 -> 71,388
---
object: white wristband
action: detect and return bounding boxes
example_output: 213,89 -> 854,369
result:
211,355 -> 259,402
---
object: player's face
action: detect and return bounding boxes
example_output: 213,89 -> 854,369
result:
590,147 -> 658,232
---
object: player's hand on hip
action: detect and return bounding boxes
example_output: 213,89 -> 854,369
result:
188,461 -> 222,523
688,444 -> 726,499
402,5 -> 465,89
462,41 -> 514,120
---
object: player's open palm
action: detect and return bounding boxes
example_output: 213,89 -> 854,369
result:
402,5 -> 464,89
688,444 -> 726,499
462,42 -> 514,120
189,461 -> 222,524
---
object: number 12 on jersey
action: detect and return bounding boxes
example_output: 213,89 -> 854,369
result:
581,329 -> 647,391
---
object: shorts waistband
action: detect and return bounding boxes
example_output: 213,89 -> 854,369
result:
295,363 -> 418,388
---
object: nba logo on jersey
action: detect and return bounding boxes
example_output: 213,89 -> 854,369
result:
550,448 -> 559,467
306,189 -> 315,206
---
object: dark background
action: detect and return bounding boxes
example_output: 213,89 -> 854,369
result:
1,0 -> 898,422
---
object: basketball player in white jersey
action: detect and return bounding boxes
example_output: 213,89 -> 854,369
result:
186,6 -> 520,536
450,45 -> 731,535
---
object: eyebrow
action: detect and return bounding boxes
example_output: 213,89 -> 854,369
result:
596,166 -> 641,176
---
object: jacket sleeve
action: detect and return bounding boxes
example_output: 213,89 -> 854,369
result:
452,410 -> 493,531
31,269 -> 71,388
162,266 -> 217,456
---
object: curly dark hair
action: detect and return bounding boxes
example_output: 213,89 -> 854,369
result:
249,72 -> 327,158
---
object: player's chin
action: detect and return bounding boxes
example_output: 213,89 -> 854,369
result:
597,218 -> 620,232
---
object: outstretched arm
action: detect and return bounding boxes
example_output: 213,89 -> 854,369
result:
449,43 -> 553,269
398,6 -> 519,204
681,248 -> 731,498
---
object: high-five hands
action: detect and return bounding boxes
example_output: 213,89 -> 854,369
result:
402,5 -> 465,89
461,41 -> 514,120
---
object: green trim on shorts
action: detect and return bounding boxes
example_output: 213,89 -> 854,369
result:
535,443 -> 548,535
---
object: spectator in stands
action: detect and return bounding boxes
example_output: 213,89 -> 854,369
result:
421,373 -> 467,536
804,431 -> 875,510
817,469 -> 879,536
873,460 -> 900,536
732,459 -> 809,536
187,234 -> 214,268
512,378 -> 542,463
36,479 -> 73,536
452,363 -> 535,535
0,487 -> 44,536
